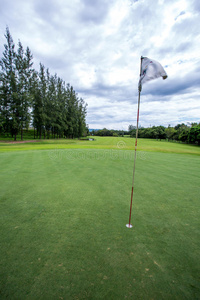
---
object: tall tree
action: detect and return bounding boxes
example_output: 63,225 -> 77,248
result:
56,77 -> 68,138
15,41 -> 34,140
0,27 -> 16,138
188,124 -> 200,145
77,97 -> 87,138
32,63 -> 47,139
65,85 -> 78,139
165,125 -> 176,141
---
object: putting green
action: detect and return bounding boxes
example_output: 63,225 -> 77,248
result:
0,146 -> 199,299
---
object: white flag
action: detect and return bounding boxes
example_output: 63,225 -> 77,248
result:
138,57 -> 167,91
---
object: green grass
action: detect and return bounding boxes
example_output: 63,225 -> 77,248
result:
0,139 -> 200,299
0,136 -> 200,155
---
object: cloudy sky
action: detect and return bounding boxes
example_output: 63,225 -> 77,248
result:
1,0 -> 200,130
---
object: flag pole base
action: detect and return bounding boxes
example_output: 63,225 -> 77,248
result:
126,224 -> 133,228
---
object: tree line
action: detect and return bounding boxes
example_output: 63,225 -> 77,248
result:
90,123 -> 200,145
0,27 -> 88,141
128,123 -> 200,145
91,128 -> 126,137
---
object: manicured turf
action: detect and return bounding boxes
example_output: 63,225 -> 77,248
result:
0,139 -> 200,299
0,136 -> 200,155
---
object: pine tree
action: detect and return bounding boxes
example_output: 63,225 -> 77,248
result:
32,63 -> 47,139
15,41 -> 34,140
77,97 -> 87,138
65,85 -> 79,138
0,27 -> 17,138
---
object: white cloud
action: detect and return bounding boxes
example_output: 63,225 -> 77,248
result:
0,0 -> 200,130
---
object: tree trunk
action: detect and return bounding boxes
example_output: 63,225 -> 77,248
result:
21,128 -> 23,141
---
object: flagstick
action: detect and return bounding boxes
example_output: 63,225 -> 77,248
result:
126,56 -> 143,229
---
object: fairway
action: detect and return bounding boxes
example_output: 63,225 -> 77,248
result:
0,139 -> 200,299
1,136 -> 200,155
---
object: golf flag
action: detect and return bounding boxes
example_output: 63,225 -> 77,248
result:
127,56 -> 168,229
138,57 -> 167,91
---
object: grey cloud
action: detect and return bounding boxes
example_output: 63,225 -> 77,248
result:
172,15 -> 200,37
175,42 -> 191,53
174,11 -> 185,21
192,0 -> 200,12
79,0 -> 112,23
143,70 -> 200,98
157,41 -> 192,57
33,0 -> 57,19
78,82 -> 136,104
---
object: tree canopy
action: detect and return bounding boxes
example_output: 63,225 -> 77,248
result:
128,123 -> 200,145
